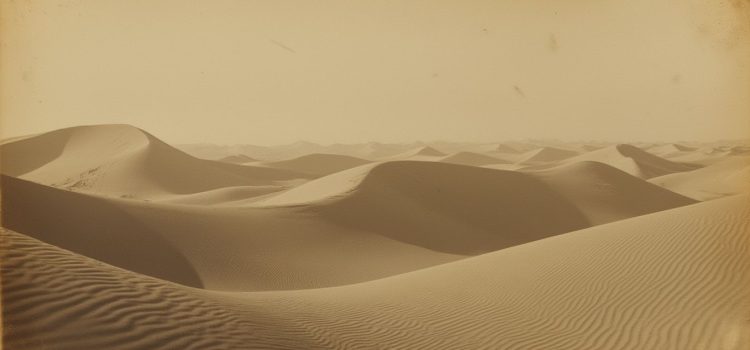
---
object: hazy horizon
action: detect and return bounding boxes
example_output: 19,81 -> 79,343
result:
2,0 -> 749,145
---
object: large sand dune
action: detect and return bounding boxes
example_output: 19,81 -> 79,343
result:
0,125 -> 310,199
563,144 -> 699,178
1,158 -> 693,290
1,174 -> 460,291
3,194 -> 748,349
259,161 -> 694,254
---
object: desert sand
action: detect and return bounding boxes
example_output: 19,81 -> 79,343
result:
1,124 -> 749,349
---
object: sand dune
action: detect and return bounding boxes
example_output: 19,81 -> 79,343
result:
4,194 -> 748,349
2,158 -> 693,290
260,161 -> 693,254
648,143 -> 697,157
516,146 -> 579,164
218,154 -> 257,164
1,174 -> 461,291
1,174 -> 203,287
262,153 -> 371,177
491,143 -> 523,154
531,161 -> 696,224
386,146 -> 446,160
649,156 -> 750,200
563,144 -> 699,178
0,125 -> 310,198
438,151 -> 510,166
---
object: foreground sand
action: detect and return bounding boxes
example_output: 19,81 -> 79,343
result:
3,195 -> 748,349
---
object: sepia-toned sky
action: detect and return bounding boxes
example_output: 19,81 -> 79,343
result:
1,0 -> 749,144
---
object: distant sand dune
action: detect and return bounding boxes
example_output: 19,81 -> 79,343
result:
0,124 -> 310,198
217,154 -> 257,164
3,194 -> 748,349
649,156 -> 750,200
439,151 -> 510,166
262,153 -> 371,176
385,146 -> 446,160
563,144 -> 699,178
517,146 -> 579,164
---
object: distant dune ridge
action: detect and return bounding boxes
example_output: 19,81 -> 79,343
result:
261,153 -> 372,177
517,146 -> 580,164
562,144 -> 700,179
439,151 -> 510,166
1,123 -> 748,349
217,154 -> 257,164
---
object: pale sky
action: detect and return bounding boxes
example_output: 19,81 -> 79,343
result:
1,0 -> 749,145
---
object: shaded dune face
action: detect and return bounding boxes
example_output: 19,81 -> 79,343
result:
0,175 -> 203,287
307,161 -> 590,254
532,161 -> 697,223
0,127 -> 73,177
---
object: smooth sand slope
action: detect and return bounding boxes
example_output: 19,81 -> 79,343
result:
260,161 -> 694,254
531,161 -> 697,224
1,174 -> 460,291
1,159 -> 693,290
262,153 -> 371,177
649,156 -> 750,200
0,124 -> 310,199
3,195 -> 748,349
562,144 -> 699,179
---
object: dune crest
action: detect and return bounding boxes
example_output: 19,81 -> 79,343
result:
0,124 -> 309,198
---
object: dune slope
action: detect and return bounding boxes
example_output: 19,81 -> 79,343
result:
3,194 -> 748,349
649,156 -> 750,200
563,144 -> 699,179
261,161 -> 694,254
0,124 -> 309,198
1,174 -> 460,291
531,161 -> 696,223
